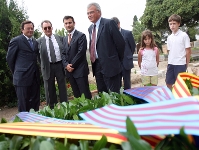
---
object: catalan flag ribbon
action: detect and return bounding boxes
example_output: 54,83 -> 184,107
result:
80,97 -> 199,136
0,122 -> 127,144
172,72 -> 199,98
124,86 -> 174,103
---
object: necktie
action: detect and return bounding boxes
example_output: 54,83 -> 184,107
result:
28,38 -> 34,50
49,37 -> 56,63
68,33 -> 72,45
90,24 -> 96,63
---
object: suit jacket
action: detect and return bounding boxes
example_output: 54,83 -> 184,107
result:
121,29 -> 136,70
62,30 -> 89,78
37,34 -> 64,80
88,18 -> 125,77
6,34 -> 40,86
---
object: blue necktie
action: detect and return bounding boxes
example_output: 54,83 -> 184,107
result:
28,38 -> 34,50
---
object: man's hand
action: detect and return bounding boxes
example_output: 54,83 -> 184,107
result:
66,64 -> 74,72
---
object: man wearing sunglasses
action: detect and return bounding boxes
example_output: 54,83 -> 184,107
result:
37,20 -> 67,108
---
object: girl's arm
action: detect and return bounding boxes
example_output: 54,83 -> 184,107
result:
138,48 -> 142,69
155,47 -> 159,67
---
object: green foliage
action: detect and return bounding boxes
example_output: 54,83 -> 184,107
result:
36,91 -> 137,120
132,21 -> 146,44
55,28 -> 67,37
155,127 -> 197,150
185,78 -> 199,95
0,0 -> 28,107
141,0 -> 199,30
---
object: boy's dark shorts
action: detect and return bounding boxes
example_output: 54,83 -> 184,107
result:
165,64 -> 187,85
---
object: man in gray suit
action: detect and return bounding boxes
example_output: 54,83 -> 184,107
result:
111,17 -> 136,89
6,20 -> 40,112
87,2 -> 125,93
37,20 -> 67,108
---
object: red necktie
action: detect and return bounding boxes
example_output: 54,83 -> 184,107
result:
68,33 -> 72,45
90,24 -> 96,63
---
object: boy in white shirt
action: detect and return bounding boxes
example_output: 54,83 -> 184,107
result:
165,14 -> 191,90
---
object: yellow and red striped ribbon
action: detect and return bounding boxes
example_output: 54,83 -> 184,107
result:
0,122 -> 127,144
172,72 -> 199,99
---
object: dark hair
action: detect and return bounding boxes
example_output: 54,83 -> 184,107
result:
41,20 -> 52,28
140,30 -> 157,49
20,20 -> 34,30
63,16 -> 75,23
168,14 -> 181,24
111,17 -> 120,25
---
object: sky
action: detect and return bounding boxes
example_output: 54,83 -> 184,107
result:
16,0 -> 146,38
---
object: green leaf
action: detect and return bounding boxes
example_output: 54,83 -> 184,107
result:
93,135 -> 107,150
128,135 -> 152,150
0,118 -> 7,123
29,108 -> 36,113
40,141 -> 54,150
20,137 -> 30,149
69,144 -> 79,150
30,138 -> 40,150
55,141 -> 69,150
79,140 -> 89,150
0,141 -> 9,150
9,135 -> 23,150
12,116 -> 23,122
73,114 -> 79,120
126,117 -> 140,140
0,134 -> 6,141
121,141 -> 132,150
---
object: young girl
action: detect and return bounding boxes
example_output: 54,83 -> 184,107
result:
138,30 -> 159,86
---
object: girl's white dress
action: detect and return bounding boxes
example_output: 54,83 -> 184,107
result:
140,47 -> 158,76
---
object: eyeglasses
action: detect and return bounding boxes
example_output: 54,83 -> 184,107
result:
43,26 -> 52,30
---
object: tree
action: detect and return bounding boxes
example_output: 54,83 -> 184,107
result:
0,0 -> 28,106
133,15 -> 138,26
141,0 -> 199,31
132,21 -> 146,44
55,28 -> 67,37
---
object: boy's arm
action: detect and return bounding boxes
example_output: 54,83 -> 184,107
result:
156,48 -> 159,67
186,47 -> 191,68
138,49 -> 142,68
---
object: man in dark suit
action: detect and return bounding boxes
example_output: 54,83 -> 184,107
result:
37,20 -> 67,108
6,20 -> 40,112
111,17 -> 136,89
87,2 -> 125,93
62,16 -> 92,99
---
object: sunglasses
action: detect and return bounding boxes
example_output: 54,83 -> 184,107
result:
43,26 -> 52,30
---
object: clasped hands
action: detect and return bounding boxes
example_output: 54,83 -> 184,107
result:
66,64 -> 74,72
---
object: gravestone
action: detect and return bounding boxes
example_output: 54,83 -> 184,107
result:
194,41 -> 199,47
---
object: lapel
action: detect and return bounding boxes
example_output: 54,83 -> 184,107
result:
121,29 -> 124,37
70,30 -> 77,45
41,36 -> 47,51
21,35 -> 32,50
96,18 -> 104,43
32,38 -> 37,51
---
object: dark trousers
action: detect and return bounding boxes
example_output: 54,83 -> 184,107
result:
121,65 -> 131,90
15,73 -> 40,112
69,76 -> 92,99
93,60 -> 121,93
44,61 -> 67,108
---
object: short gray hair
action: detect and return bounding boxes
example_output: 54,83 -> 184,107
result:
111,17 -> 120,25
87,2 -> 101,12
